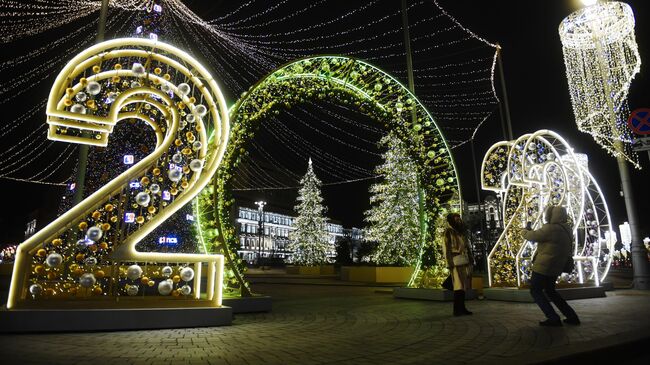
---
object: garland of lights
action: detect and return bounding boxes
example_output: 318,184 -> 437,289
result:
559,1 -> 641,168
195,55 -> 460,289
481,130 -> 614,288
7,38 -> 230,310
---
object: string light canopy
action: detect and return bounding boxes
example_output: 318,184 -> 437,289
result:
481,130 -> 614,288
0,0 -> 499,188
195,55 -> 460,289
559,1 -> 641,168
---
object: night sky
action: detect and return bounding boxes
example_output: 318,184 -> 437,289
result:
1,0 -> 649,243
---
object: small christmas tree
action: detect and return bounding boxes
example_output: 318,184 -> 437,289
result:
287,158 -> 331,266
364,133 -> 420,266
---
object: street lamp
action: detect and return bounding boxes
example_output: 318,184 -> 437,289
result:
560,1 -> 650,289
255,200 -> 266,265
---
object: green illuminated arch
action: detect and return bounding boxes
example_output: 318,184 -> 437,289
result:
198,56 -> 461,295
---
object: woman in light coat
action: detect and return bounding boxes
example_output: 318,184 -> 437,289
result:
524,206 -> 580,326
443,213 -> 473,316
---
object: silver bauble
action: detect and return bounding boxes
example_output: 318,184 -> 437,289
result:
70,104 -> 87,114
180,285 -> 192,296
84,256 -> 98,267
126,284 -> 139,296
45,253 -> 63,268
86,226 -> 103,241
192,141 -> 202,151
193,104 -> 207,117
86,81 -> 101,95
29,284 -> 43,297
126,264 -> 143,280
75,92 -> 87,102
79,273 -> 96,288
189,159 -> 203,172
150,183 -> 160,194
161,266 -> 173,278
168,168 -> 183,182
158,279 -> 174,296
131,62 -> 146,77
135,192 -> 151,206
180,267 -> 194,282
177,83 -> 191,96
172,153 -> 183,164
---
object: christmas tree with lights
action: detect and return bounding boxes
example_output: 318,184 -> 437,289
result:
287,158 -> 331,266
364,133 -> 420,266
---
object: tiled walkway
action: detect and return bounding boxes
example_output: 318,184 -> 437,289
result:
1,283 -> 649,364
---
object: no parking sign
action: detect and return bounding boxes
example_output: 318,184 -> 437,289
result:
627,108 -> 650,135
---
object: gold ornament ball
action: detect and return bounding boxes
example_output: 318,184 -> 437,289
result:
101,223 -> 111,231
36,248 -> 47,257
136,216 -> 145,224
172,275 -> 181,283
95,270 -> 105,279
92,65 -> 101,73
78,222 -> 88,230
147,206 -> 156,214
92,211 -> 101,220
51,238 -> 62,247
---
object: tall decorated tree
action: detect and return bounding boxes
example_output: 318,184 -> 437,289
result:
288,158 -> 331,266
365,133 -> 421,266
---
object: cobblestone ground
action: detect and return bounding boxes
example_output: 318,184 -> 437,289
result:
1,284 -> 649,365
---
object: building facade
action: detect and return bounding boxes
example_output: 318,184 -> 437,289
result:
235,206 -> 361,264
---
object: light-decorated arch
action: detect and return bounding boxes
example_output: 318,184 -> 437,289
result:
196,56 -> 461,292
8,38 -> 230,309
482,130 -> 614,288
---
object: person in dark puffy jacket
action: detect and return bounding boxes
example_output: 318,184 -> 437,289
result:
523,206 -> 580,327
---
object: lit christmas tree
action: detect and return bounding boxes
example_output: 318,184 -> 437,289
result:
287,158 -> 331,266
364,133 -> 420,266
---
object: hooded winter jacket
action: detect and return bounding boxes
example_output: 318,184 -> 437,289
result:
523,206 -> 573,277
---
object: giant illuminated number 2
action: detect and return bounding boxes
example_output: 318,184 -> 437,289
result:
7,38 -> 229,309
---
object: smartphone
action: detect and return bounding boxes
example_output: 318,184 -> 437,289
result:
525,222 -> 532,230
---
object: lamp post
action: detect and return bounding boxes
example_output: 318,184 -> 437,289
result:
560,0 -> 650,289
255,201 -> 266,265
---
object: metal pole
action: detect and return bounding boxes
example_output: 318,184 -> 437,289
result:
401,0 -> 428,257
470,138 -> 487,272
73,0 -> 109,205
496,45 -> 514,140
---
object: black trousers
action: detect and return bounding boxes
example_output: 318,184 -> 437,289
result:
529,271 -> 578,321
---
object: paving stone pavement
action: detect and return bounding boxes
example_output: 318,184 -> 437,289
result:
1,283 -> 649,365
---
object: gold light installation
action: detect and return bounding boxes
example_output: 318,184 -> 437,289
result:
8,38 -> 230,309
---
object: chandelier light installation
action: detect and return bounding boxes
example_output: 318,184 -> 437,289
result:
482,130 -> 614,288
559,1 -> 641,167
7,38 -> 230,309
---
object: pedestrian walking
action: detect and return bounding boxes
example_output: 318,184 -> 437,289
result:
443,213 -> 473,316
524,206 -> 581,327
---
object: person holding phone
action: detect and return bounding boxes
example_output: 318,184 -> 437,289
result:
443,213 -> 473,316
523,206 -> 580,327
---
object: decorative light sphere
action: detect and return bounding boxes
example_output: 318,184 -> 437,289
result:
158,279 -> 174,295
29,284 -> 43,297
168,168 -> 183,182
86,226 -> 103,241
186,114 -> 196,123
75,92 -> 87,102
45,253 -> 63,268
193,104 -> 207,117
180,285 -> 192,296
161,266 -> 173,278
106,91 -> 118,103
177,83 -> 191,96
84,256 -> 98,267
580,0 -> 598,6
79,273 -> 96,288
131,62 -> 146,76
192,141 -> 202,151
70,104 -> 87,114
76,238 -> 92,248
180,267 -> 194,282
126,264 -> 143,280
126,284 -> 139,296
135,192 -> 151,206
160,83 -> 171,93
189,159 -> 203,172
150,183 -> 161,194
172,153 -> 183,164
86,81 -> 101,95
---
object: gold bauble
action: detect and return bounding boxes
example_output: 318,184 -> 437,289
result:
75,253 -> 85,261
188,97 -> 196,104
78,221 -> 88,230
172,275 -> 181,283
147,206 -> 156,214
147,280 -> 155,287
153,67 -> 162,75
163,73 -> 171,80
51,238 -> 62,247
95,270 -> 105,279
170,188 -> 178,196
66,88 -> 74,96
47,271 -> 57,280
92,65 -> 101,73
136,216 -> 145,224
110,216 -> 118,223
79,77 -> 88,86
64,98 -> 73,107
140,176 -> 150,185
92,211 -> 101,220
112,76 -> 120,83
174,139 -> 182,146
152,168 -> 161,176
36,249 -> 46,257
114,63 -> 122,70
141,277 -> 150,285
34,265 -> 45,275
45,288 -> 56,297
180,181 -> 189,189
93,287 -> 103,295
99,241 -> 108,250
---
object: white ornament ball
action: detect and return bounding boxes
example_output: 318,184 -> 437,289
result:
161,266 -> 173,278
177,83 -> 191,96
172,153 -> 183,164
75,92 -> 87,102
189,159 -> 203,172
180,267 -> 194,282
150,183 -> 160,194
186,114 -> 196,123
131,62 -> 146,77
161,83 -> 171,93
135,192 -> 151,206
126,284 -> 139,296
158,279 -> 174,296
86,226 -> 103,241
106,91 -> 118,103
86,81 -> 101,95
79,273 -> 96,288
168,168 -> 183,182
76,238 -> 92,248
84,256 -> 98,267
180,285 -> 192,296
130,81 -> 141,88
126,264 -> 143,280
70,104 -> 87,114
45,253 -> 63,268
29,284 -> 43,297
194,104 -> 207,117
192,141 -> 202,151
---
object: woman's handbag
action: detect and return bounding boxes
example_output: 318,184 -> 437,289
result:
442,275 -> 453,290
452,253 -> 470,266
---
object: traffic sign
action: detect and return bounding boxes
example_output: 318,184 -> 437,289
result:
627,108 -> 650,135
